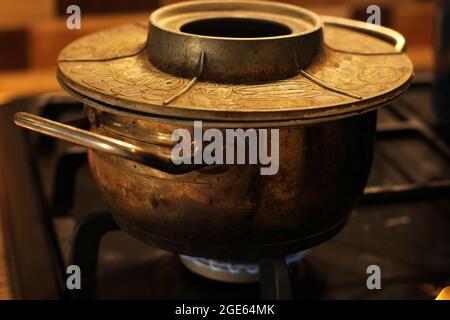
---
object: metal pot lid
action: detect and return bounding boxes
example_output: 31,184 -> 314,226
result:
57,0 -> 413,123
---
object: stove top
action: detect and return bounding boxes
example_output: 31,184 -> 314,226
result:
1,80 -> 449,300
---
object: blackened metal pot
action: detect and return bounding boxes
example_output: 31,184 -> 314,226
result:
14,0 -> 413,259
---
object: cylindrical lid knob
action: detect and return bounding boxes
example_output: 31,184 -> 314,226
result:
147,0 -> 323,83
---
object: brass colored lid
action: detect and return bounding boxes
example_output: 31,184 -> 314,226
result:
57,0 -> 413,124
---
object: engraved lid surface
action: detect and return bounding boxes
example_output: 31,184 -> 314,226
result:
57,0 -> 413,124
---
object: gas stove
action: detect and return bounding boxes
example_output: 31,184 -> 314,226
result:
0,78 -> 449,300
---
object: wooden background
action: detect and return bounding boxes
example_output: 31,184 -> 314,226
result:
0,0 -> 437,300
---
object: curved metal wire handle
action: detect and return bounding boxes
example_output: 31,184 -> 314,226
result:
297,16 -> 407,100
163,50 -> 206,105
322,15 -> 406,54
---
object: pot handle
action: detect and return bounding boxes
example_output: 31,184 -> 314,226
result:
14,112 -> 202,174
322,16 -> 406,53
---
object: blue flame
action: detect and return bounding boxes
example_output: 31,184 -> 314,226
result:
181,251 -> 305,275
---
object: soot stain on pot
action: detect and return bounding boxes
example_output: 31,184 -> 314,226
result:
150,194 -> 169,209
207,194 -> 214,207
243,168 -> 263,221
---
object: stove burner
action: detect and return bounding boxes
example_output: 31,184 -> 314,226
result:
63,211 -> 294,299
179,252 -> 305,283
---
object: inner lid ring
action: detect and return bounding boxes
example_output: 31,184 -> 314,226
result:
147,0 -> 323,83
179,17 -> 293,38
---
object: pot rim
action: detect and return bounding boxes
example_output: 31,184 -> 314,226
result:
57,68 -> 412,128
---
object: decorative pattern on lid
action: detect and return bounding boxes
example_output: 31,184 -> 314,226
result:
57,22 -> 412,122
